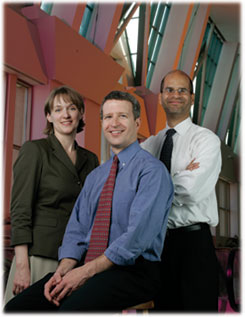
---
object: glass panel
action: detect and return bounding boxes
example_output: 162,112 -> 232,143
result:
131,54 -> 137,75
123,3 -> 136,21
195,22 -> 223,126
146,3 -> 170,88
40,2 -> 53,15
227,96 -> 240,150
13,84 -> 27,147
200,31 -> 223,124
219,209 -> 229,236
216,179 -> 230,239
126,18 -> 139,53
13,82 -> 31,164
118,3 -> 170,85
79,3 -> 94,38
218,181 -> 227,209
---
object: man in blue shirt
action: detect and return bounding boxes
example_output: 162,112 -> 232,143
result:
5,91 -> 173,312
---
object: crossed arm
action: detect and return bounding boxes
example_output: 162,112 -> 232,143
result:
185,158 -> 200,171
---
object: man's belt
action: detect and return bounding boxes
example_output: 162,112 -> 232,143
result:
167,222 -> 209,235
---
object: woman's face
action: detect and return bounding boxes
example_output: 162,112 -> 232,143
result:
47,94 -> 82,138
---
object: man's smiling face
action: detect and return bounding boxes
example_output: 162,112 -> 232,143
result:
101,99 -> 140,154
161,71 -> 194,121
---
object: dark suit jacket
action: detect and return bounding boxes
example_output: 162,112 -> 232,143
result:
10,134 -> 99,260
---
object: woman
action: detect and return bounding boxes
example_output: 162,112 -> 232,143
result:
4,86 -> 99,303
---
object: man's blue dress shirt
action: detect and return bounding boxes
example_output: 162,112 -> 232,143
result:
59,141 -> 174,266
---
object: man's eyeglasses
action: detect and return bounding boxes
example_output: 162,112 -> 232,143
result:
162,87 -> 191,95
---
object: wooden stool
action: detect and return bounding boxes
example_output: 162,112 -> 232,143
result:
122,300 -> 154,314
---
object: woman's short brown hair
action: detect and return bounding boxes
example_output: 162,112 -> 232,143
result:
43,86 -> 85,135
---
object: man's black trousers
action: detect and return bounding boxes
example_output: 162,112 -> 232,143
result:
154,223 -> 219,312
5,256 -> 161,312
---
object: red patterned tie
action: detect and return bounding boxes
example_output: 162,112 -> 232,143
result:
85,155 -> 119,263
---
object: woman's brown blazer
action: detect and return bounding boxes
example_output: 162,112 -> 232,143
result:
10,134 -> 99,260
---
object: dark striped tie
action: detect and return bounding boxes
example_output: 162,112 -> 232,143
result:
160,129 -> 176,172
84,155 -> 119,263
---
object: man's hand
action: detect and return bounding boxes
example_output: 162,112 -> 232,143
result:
44,272 -> 63,306
44,254 -> 114,306
44,258 -> 77,306
45,265 -> 91,306
186,158 -> 200,171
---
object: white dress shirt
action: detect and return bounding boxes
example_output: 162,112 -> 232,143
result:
141,117 -> 222,228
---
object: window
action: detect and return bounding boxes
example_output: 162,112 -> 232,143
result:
40,2 -> 53,15
193,21 -> 223,125
146,2 -> 170,88
216,179 -> 231,243
225,90 -> 240,152
118,2 -> 170,86
122,5 -> 140,78
79,3 -> 95,38
12,82 -> 32,164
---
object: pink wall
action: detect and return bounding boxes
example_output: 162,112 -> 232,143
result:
3,5 -> 125,218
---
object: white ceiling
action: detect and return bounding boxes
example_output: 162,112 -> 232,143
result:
209,3 -> 240,42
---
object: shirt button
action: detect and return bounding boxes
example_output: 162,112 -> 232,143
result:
122,163 -> 125,167
77,180 -> 81,185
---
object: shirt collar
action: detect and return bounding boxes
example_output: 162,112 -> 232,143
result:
110,141 -> 140,167
166,117 -> 192,136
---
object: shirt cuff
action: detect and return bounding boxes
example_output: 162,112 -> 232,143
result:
58,245 -> 86,262
104,247 -> 136,266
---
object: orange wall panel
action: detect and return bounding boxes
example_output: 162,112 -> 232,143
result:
130,91 -> 150,139
137,100 -> 150,139
83,99 -> 101,159
4,6 -> 47,84
53,18 -> 124,104
155,102 -> 167,134
72,3 -> 86,32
